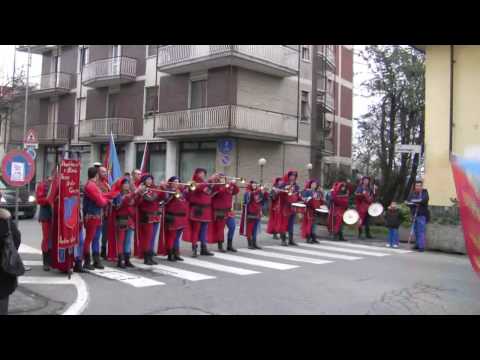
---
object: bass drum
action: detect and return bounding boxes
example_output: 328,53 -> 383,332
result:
292,202 -> 306,221
343,209 -> 360,225
368,202 -> 384,217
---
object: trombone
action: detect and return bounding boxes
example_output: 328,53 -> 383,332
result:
149,188 -> 182,198
167,181 -> 197,191
271,186 -> 294,196
222,175 -> 246,184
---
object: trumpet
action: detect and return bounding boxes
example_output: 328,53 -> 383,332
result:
222,176 -> 246,184
143,186 -> 182,198
272,187 -> 294,196
167,181 -> 197,191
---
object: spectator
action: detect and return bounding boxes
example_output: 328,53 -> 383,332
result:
407,180 -> 430,252
384,202 -> 403,248
0,208 -> 22,315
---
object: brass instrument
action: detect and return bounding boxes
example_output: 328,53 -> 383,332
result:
167,181 -> 197,191
222,176 -> 246,184
142,185 -> 181,198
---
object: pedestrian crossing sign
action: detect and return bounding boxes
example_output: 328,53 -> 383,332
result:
24,128 -> 39,148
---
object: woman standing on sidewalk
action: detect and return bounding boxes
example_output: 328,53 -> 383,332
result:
0,209 -> 22,315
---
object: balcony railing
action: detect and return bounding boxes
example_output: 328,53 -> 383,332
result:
82,57 -> 137,87
155,105 -> 297,141
30,73 -> 73,97
79,117 -> 135,142
317,92 -> 335,113
157,45 -> 299,77
317,45 -> 336,69
9,123 -> 71,144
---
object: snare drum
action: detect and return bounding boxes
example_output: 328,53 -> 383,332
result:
368,202 -> 384,217
292,202 -> 306,214
315,205 -> 329,226
343,209 -> 360,225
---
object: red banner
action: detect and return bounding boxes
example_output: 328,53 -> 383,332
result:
58,159 -> 81,249
451,157 -> 480,277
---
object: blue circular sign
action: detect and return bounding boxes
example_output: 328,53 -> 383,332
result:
218,138 -> 234,155
1,150 -> 36,187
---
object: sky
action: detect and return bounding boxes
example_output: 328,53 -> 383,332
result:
0,44 -> 376,144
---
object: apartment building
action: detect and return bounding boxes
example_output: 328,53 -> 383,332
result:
8,45 -> 353,188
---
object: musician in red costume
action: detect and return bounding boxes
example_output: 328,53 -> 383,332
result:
211,174 -> 240,252
130,169 -> 142,257
327,181 -> 350,241
240,181 -> 269,249
97,166 -> 112,260
300,179 -> 324,244
113,178 -> 142,268
266,177 -> 283,240
35,175 -> 53,271
157,176 -> 188,262
354,176 -> 374,239
137,174 -> 166,265
185,168 -> 214,257
278,169 -> 301,247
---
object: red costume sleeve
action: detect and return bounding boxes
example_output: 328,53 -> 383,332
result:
84,181 -> 110,208
231,183 -> 240,195
35,182 -> 49,206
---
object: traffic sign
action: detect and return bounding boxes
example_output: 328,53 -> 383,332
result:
218,138 -> 234,155
26,147 -> 37,160
24,128 -> 39,148
1,149 -> 35,187
395,144 -> 421,154
221,154 -> 231,166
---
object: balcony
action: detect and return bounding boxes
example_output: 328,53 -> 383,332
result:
154,105 -> 298,142
79,117 -> 135,142
9,123 -> 71,144
17,45 -> 59,54
157,45 -> 299,77
29,73 -> 73,98
317,92 -> 335,113
82,57 -> 137,88
317,45 -> 336,70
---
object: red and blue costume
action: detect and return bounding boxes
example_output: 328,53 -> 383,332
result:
211,176 -> 240,252
327,181 -> 350,240
185,168 -> 214,257
266,177 -> 283,236
278,170 -> 300,246
240,182 -> 268,249
300,179 -> 324,243
157,176 -> 188,261
36,179 -> 53,269
355,176 -> 374,238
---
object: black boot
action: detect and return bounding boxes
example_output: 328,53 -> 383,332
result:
150,251 -> 158,265
311,233 -> 320,244
358,227 -> 363,239
192,245 -> 198,258
280,233 -> 287,246
174,249 -> 184,261
42,252 -> 50,271
117,254 -> 126,268
339,230 -> 345,241
247,238 -> 255,249
365,226 -> 373,239
273,233 -> 279,240
288,232 -> 298,246
200,244 -> 214,256
124,254 -> 135,268
101,247 -> 107,260
306,235 -> 313,244
144,252 -> 151,264
84,254 -> 95,270
252,238 -> 262,250
227,238 -> 237,252
218,241 -> 226,253
73,259 -> 86,273
93,253 -> 105,269
167,249 -> 175,262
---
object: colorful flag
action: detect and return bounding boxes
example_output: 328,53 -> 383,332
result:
140,141 -> 149,174
58,159 -> 81,249
451,154 -> 480,277
108,133 -> 122,186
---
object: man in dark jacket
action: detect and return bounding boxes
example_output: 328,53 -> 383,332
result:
407,180 -> 430,252
0,208 -> 21,315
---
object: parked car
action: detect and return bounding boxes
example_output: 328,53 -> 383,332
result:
0,179 -> 37,219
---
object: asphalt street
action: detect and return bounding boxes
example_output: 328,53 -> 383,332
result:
10,218 -> 480,315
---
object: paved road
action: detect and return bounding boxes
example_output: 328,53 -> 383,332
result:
10,218 -> 480,315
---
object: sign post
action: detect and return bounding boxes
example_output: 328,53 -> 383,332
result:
1,149 -> 36,225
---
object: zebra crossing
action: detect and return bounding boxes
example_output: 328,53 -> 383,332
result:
19,240 -> 413,289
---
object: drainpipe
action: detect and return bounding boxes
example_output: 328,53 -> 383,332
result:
449,45 -> 454,155
296,45 -> 300,143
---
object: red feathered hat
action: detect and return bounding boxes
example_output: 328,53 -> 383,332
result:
304,178 -> 320,190
282,169 -> 298,183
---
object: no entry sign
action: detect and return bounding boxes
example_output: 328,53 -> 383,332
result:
1,149 -> 36,187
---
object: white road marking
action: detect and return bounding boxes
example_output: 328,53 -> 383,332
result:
85,267 -> 165,287
133,261 -> 215,281
264,246 -> 362,260
180,257 -> 260,276
299,244 -> 390,257
19,274 -> 90,315
236,249 -> 333,265
19,244 -> 42,254
212,252 -> 298,270
23,260 -> 44,266
319,240 -> 413,254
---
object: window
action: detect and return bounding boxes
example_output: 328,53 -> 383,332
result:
301,91 -> 310,122
144,86 -> 158,114
147,45 -> 162,57
301,45 -> 310,61
47,102 -> 58,124
189,80 -> 207,109
180,141 -> 216,181
79,46 -> 89,70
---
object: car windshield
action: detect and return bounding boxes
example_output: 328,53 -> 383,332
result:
0,179 -> 8,190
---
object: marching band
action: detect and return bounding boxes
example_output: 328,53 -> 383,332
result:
36,165 -> 395,274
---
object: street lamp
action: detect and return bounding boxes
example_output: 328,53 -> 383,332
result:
306,163 -> 313,179
258,157 -> 267,184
